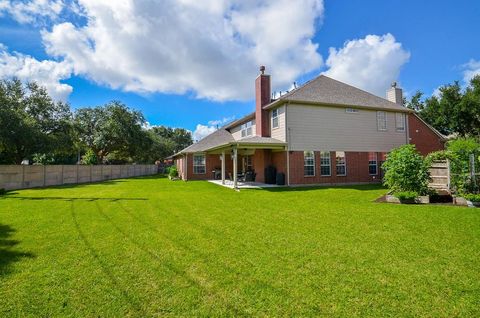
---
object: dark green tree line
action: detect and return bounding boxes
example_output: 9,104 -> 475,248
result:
0,79 -> 192,164
405,75 -> 480,138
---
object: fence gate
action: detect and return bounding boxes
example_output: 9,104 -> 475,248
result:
429,160 -> 450,193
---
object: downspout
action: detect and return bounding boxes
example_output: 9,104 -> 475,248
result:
285,102 -> 290,186
405,113 -> 410,145
184,153 -> 188,181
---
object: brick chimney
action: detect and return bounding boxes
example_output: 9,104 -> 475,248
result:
386,82 -> 403,105
255,66 -> 271,137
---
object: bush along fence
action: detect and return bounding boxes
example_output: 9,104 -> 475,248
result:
0,164 -> 158,190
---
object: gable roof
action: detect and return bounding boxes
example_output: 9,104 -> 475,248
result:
264,75 -> 412,112
178,128 -> 235,154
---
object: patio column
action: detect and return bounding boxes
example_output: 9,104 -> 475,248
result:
233,147 -> 238,189
221,151 -> 226,185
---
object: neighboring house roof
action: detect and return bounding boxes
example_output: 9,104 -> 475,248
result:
264,75 -> 412,113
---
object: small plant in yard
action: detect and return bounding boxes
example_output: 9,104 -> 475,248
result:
168,165 -> 178,179
395,191 -> 419,204
382,144 -> 430,195
0,188 -> 6,195
463,193 -> 480,202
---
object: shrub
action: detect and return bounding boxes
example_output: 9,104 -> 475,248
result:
0,188 -> 6,195
382,145 -> 430,195
81,149 -> 98,165
395,191 -> 418,203
445,137 -> 480,194
168,166 -> 178,178
464,193 -> 480,202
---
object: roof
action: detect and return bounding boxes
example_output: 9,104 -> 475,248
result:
264,75 -> 412,113
235,136 -> 286,145
224,112 -> 255,129
170,131 -> 286,158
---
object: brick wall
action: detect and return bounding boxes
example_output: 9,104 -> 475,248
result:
184,153 -> 234,181
288,151 -> 382,185
408,114 -> 445,156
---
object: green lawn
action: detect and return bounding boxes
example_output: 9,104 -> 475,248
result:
1,176 -> 479,317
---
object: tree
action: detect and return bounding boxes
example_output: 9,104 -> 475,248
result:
0,79 -> 74,164
74,101 -> 150,163
412,75 -> 480,137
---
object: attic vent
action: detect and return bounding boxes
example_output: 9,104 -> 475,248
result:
345,108 -> 359,113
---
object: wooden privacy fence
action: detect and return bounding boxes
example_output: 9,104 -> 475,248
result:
0,164 -> 158,190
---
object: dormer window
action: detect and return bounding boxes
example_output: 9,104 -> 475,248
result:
241,121 -> 253,137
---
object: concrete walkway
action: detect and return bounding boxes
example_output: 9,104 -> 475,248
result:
207,179 -> 282,189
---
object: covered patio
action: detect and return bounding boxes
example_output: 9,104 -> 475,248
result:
205,136 -> 287,190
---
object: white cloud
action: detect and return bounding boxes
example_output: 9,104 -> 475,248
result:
39,0 -> 323,101
323,34 -> 410,97
0,45 -> 73,101
462,59 -> 480,83
208,116 -> 235,126
0,0 -> 65,24
193,124 -> 217,142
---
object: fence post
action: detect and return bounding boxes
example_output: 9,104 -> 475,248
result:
22,165 -> 25,189
471,154 -> 477,188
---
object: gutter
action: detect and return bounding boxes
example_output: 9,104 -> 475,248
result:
263,99 -> 414,113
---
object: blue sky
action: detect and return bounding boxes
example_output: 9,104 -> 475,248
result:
0,0 -> 479,140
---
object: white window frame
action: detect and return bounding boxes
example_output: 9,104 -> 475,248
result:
272,109 -> 279,129
193,154 -> 206,174
368,152 -> 378,175
336,151 -> 346,176
377,111 -> 387,131
320,151 -> 331,176
241,121 -> 253,138
395,113 -> 405,132
304,151 -> 315,177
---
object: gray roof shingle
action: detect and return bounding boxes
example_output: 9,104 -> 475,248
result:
265,75 -> 411,112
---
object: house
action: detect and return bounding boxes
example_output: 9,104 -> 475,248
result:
172,66 -> 446,187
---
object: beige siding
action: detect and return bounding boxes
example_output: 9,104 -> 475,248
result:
270,105 -> 286,141
230,120 -> 256,140
287,104 -> 407,152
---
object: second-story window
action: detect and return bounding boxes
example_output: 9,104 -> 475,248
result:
272,109 -> 279,128
241,121 -> 253,137
377,111 -> 387,131
395,113 -> 405,132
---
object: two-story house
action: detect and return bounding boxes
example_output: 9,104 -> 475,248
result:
172,66 -> 445,187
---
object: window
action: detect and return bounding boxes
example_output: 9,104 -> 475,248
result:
320,151 -> 331,176
193,154 -> 206,174
241,121 -> 253,137
368,152 -> 378,175
345,108 -> 359,113
336,151 -> 346,176
377,111 -> 387,131
272,109 -> 279,128
395,113 -> 405,131
244,156 -> 253,171
304,151 -> 315,176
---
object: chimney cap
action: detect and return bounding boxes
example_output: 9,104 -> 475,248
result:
391,81 -> 397,88
259,65 -> 266,74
